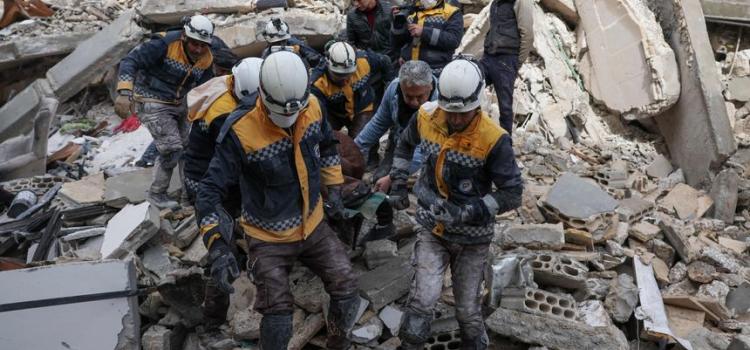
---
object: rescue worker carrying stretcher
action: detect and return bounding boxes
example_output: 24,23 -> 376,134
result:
196,51 -> 359,350
387,58 -> 523,350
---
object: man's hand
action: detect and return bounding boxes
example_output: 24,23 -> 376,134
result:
430,198 -> 492,226
208,240 -> 239,294
408,24 -> 423,37
324,186 -> 346,221
114,93 -> 133,119
388,178 -> 410,210
374,175 -> 392,193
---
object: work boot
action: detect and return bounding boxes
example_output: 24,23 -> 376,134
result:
260,313 -> 293,350
326,294 -> 360,349
398,310 -> 432,350
365,223 -> 395,242
148,191 -> 179,210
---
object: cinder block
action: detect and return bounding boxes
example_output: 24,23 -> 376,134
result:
530,254 -> 588,290
501,287 -> 578,321
616,197 -> 654,224
425,330 -> 461,350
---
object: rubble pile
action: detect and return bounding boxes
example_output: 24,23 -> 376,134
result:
0,0 -> 749,349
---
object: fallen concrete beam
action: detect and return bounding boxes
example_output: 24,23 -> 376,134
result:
576,0 -> 680,120
702,0 -> 750,26
485,307 -> 629,350
46,10 -> 144,102
138,0 -> 256,24
214,8 -> 344,57
456,2 -> 490,57
359,257 -> 414,311
0,260 -> 140,349
0,33 -> 92,71
0,79 -> 57,181
646,0 -> 736,186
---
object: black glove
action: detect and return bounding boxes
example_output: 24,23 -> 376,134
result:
388,179 -> 410,210
324,186 -> 346,221
208,239 -> 240,294
430,198 -> 491,226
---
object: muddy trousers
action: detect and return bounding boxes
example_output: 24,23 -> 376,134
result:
480,54 -> 519,136
137,101 -> 189,195
245,221 -> 359,350
399,227 -> 490,350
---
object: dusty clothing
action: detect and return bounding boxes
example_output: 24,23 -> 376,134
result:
347,1 -> 394,59
117,30 -> 214,103
391,2 -> 464,71
196,95 -> 345,245
311,50 -> 394,124
400,227 -> 490,349
390,101 -> 523,244
137,101 -> 190,194
483,0 -> 534,63
480,54 -> 519,135
245,221 -> 358,314
328,110 -> 374,141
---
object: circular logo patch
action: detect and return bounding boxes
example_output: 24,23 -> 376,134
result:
459,179 -> 473,193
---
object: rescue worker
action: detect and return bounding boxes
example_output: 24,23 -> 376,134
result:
260,18 -> 323,68
310,41 -> 393,142
391,0 -> 464,73
183,57 -> 263,326
388,58 -> 523,349
354,60 -> 437,192
196,51 -> 359,350
346,0 -> 394,60
115,15 -> 215,208
479,0 -> 534,135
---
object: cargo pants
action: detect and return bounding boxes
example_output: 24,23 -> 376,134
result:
136,101 -> 189,195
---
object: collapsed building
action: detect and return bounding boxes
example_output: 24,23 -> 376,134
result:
0,0 -> 749,349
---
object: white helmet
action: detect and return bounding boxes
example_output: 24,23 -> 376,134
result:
437,59 -> 484,113
263,18 -> 291,43
183,15 -> 214,44
259,51 -> 309,128
232,57 -> 263,99
420,0 -> 440,9
327,42 -> 357,75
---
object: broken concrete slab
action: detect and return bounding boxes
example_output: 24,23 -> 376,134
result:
616,196 -> 653,224
687,261 -> 717,284
486,307 -> 629,350
529,253 -> 587,289
363,239 -> 397,270
645,154 -> 673,178
58,172 -> 105,205
142,243 -> 174,281
540,0 -> 578,25
578,300 -> 612,328
702,0 -> 750,26
142,325 -> 184,350
697,280 -> 730,305
292,272 -> 325,313
352,317 -> 384,344
456,2 -> 490,57
215,8 -> 345,58
156,267 -> 206,328
139,0 -> 255,24
46,10 -> 144,102
502,223 -> 565,250
100,202 -> 160,259
604,273 -> 638,323
726,283 -> 750,315
0,79 -> 57,181
656,212 -> 698,262
665,305 -> 705,340
576,0 -> 680,120
288,313 -> 325,350
0,33 -> 92,71
629,221 -> 661,242
0,260 -> 140,349
378,305 -> 404,337
181,235 -> 208,266
103,168 -> 181,208
710,169 -> 739,224
540,172 -> 618,231
230,308 -> 262,340
359,256 -> 414,311
728,335 -> 750,350
726,77 -> 750,102
646,0 -> 736,187
660,183 -> 714,220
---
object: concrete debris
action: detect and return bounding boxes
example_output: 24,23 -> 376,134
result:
352,317 -> 384,344
291,270 -> 325,313
729,335 -> 750,350
156,267 -> 206,328
58,172 -> 105,205
288,313 -> 325,350
576,0 -> 680,120
230,308 -> 262,340
616,196 -> 654,224
502,223 -> 565,250
646,0 -> 736,186
659,183 -> 714,220
726,282 -> 750,315
529,253 -> 588,289
501,287 -> 578,321
665,305 -> 705,340
0,260 -> 140,349
540,0 -> 578,25
702,0 -> 750,26
629,221 -> 661,242
540,173 -> 618,232
378,305 -> 404,337
103,168 -> 182,208
697,280 -> 731,305
486,307 -> 629,350
363,239 -> 397,270
645,154 -> 673,178
577,300 -> 612,328
100,202 -> 160,259
138,0 -> 256,24
456,0 -> 490,57
142,325 -> 182,350
688,261 -> 717,284
142,243 -> 174,280
604,274 -> 639,323
710,169 -> 740,224
358,256 -> 414,311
